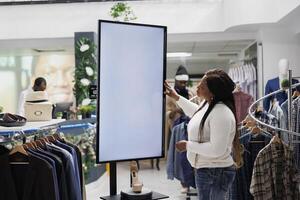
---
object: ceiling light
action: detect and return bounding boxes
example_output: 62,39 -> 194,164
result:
167,52 -> 192,58
32,48 -> 65,53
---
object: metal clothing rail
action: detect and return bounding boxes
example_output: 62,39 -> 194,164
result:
248,80 -> 300,137
0,119 -> 64,144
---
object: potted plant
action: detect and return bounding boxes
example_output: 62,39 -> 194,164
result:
110,2 -> 137,22
77,110 -> 82,120
55,112 -> 63,119
79,105 -> 95,119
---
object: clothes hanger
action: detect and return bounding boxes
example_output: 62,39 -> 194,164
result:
233,83 -> 242,93
9,145 -> 28,156
271,133 -> 282,144
39,137 -> 50,144
245,120 -> 256,129
9,144 -> 29,164
46,135 -> 56,143
52,133 -> 62,141
22,144 -> 29,150
248,126 -> 268,143
9,131 -> 28,156
292,90 -> 300,98
24,142 -> 35,150
35,140 -> 45,148
251,126 -> 261,135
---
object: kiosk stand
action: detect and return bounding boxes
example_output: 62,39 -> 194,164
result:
100,162 -> 168,200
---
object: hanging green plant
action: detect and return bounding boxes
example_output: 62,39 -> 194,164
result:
110,2 -> 137,21
74,37 -> 97,106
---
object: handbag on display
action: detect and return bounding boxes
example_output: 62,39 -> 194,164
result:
0,113 -> 26,127
24,91 -> 53,121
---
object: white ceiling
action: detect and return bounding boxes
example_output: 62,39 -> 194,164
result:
0,38 -> 74,56
168,40 -> 253,54
166,38 -> 255,78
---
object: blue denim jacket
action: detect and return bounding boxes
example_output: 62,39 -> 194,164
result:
167,121 -> 195,188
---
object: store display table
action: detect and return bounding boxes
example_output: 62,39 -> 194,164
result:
100,191 -> 169,200
0,119 -> 65,134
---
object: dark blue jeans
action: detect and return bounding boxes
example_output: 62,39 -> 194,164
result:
195,166 -> 236,200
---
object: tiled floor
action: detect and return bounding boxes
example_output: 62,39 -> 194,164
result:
86,160 -> 198,200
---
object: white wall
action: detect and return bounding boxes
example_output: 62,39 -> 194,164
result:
256,27 -> 300,95
0,0 -> 299,39
167,60 -> 229,78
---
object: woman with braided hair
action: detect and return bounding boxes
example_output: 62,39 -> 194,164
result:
164,69 -> 242,200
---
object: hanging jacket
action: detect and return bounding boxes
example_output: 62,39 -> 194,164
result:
263,77 -> 299,111
166,121 -> 195,188
0,153 -> 58,200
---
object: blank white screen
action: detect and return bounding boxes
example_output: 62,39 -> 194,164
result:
98,21 -> 165,162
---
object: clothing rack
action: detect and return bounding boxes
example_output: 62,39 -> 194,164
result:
0,119 -> 65,144
248,70 -> 300,139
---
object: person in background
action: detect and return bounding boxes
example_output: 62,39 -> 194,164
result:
174,65 -> 193,99
165,69 -> 242,200
32,77 -> 47,92
17,77 -> 48,116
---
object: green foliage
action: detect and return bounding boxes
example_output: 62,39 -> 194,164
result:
79,105 -> 95,114
0,106 -> 3,113
74,37 -> 97,106
55,112 -> 63,118
65,127 -> 97,183
110,2 -> 137,21
281,79 -> 289,88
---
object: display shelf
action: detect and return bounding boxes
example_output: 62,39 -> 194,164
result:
0,119 -> 65,134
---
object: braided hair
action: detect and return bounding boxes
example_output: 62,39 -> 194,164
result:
198,69 -> 243,168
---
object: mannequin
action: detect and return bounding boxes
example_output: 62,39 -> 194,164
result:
263,58 -> 299,111
278,58 -> 289,88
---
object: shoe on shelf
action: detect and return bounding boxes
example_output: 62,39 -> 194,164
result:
130,161 -> 143,193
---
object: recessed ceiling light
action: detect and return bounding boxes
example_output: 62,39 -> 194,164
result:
167,52 -> 192,58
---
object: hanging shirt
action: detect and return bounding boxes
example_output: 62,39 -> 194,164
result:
269,101 -> 287,130
47,144 -> 82,200
291,97 -> 300,169
233,91 -> 253,123
35,147 -> 69,200
231,132 -> 271,200
250,63 -> 257,100
250,141 -> 299,200
27,149 -> 60,200
53,140 -> 81,197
